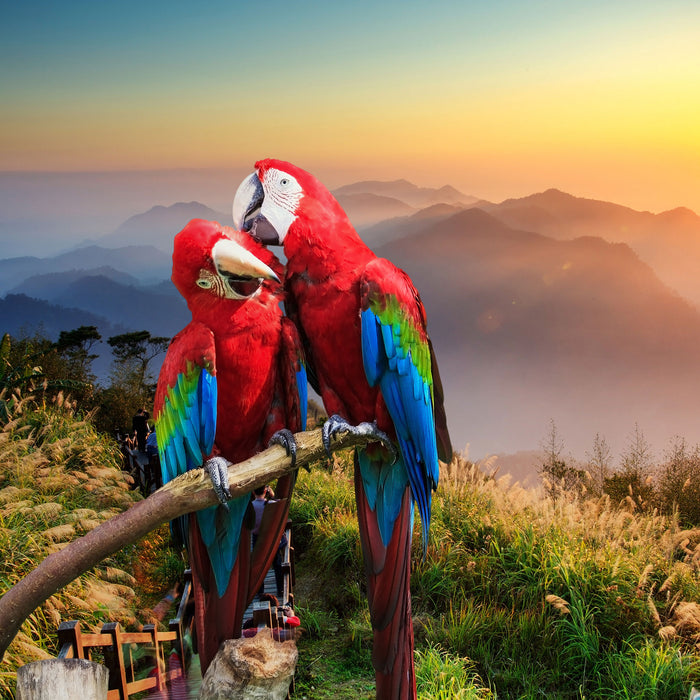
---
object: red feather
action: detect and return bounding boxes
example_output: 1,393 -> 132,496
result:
248,160 -> 453,699
154,219 -> 305,674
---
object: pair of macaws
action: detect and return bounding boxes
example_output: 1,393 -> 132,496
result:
154,159 -> 451,699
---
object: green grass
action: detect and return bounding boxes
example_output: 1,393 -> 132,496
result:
289,452 -> 700,699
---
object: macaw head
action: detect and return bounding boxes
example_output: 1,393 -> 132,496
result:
232,158 -> 352,248
172,219 -> 280,308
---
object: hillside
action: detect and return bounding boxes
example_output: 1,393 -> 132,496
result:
98,201 -> 229,252
9,267 -> 140,299
334,193 -> 416,228
51,275 -> 189,338
333,179 -> 477,208
482,189 -> 700,307
376,208 -> 700,458
289,452 -> 700,698
0,245 -> 172,295
0,294 -> 120,341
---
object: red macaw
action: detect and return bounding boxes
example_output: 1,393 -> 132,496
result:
154,218 -> 306,673
233,161 -> 451,699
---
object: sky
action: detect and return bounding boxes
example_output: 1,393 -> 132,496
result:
2,0 -> 700,214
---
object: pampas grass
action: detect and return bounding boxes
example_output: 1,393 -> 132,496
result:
0,394 -> 183,699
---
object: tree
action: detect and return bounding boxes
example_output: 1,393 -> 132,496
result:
656,437 -> 700,526
106,331 -> 169,396
604,423 -> 655,511
539,420 -> 587,500
586,433 -> 613,498
55,325 -> 101,385
94,331 -> 170,434
53,325 -> 102,405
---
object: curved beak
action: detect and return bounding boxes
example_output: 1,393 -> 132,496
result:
213,237 -> 280,284
232,172 -> 281,245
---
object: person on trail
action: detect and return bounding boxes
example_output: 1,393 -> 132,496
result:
132,408 -> 149,452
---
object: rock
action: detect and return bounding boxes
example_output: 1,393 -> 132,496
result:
199,629 -> 297,700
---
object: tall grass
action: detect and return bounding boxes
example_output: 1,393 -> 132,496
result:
0,394 -> 182,699
290,451 -> 700,698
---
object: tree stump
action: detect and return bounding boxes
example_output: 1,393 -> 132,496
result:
16,658 -> 108,700
199,629 -> 297,700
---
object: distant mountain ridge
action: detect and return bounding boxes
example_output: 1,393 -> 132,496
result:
372,204 -> 700,458
3,181 -> 700,465
98,201 -> 229,252
333,179 -> 478,208
0,245 -> 172,295
481,189 -> 700,306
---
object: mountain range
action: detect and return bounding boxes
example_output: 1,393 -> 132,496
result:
2,178 -> 700,470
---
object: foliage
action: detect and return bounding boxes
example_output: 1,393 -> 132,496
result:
106,330 -> 169,395
54,325 -> 101,397
655,437 -> 700,527
539,420 -> 588,501
88,330 -> 169,435
0,396 -> 181,699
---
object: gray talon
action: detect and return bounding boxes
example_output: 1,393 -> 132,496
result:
268,428 -> 298,469
322,414 -> 397,463
203,456 -> 232,506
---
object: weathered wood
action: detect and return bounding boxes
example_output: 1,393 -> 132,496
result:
0,427 -> 368,661
16,658 -> 108,700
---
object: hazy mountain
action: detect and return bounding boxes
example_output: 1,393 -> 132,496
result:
334,179 -> 477,208
0,168 -> 249,258
482,189 -> 700,306
4,178 -> 700,470
376,207 -> 700,460
0,245 -> 172,295
362,203 -> 467,248
335,193 -> 416,228
8,267 -> 140,300
98,202 -> 229,252
50,275 -> 188,338
0,294 -> 119,342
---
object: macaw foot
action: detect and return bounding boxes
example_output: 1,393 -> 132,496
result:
203,456 -> 232,507
268,428 -> 297,469
322,414 -> 398,463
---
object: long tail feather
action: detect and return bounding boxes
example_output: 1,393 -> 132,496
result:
355,454 -> 416,700
189,517 -> 251,674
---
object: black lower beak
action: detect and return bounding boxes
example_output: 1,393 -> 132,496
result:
248,215 -> 282,246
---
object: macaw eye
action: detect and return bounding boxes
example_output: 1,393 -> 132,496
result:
197,278 -> 212,289
280,178 -> 290,186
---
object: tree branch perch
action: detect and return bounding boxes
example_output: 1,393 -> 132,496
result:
0,427 -> 366,661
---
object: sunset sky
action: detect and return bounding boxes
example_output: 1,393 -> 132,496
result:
2,0 -> 699,213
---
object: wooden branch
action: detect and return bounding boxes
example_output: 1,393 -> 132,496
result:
0,427 -> 365,662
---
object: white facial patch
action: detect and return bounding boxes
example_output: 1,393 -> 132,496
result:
261,169 -> 303,242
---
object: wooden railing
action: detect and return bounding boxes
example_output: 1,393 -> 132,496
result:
56,571 -> 193,699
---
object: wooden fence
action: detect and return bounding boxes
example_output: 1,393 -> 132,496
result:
56,571 -> 193,699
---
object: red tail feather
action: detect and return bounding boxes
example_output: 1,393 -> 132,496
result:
355,457 -> 416,700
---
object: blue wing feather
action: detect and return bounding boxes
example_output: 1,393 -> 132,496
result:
296,365 -> 308,430
360,305 -> 439,551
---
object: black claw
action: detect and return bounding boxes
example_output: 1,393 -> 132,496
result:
268,428 -> 298,469
322,414 -> 347,459
321,414 -> 398,463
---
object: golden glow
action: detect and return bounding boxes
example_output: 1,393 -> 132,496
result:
2,3 -> 699,214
